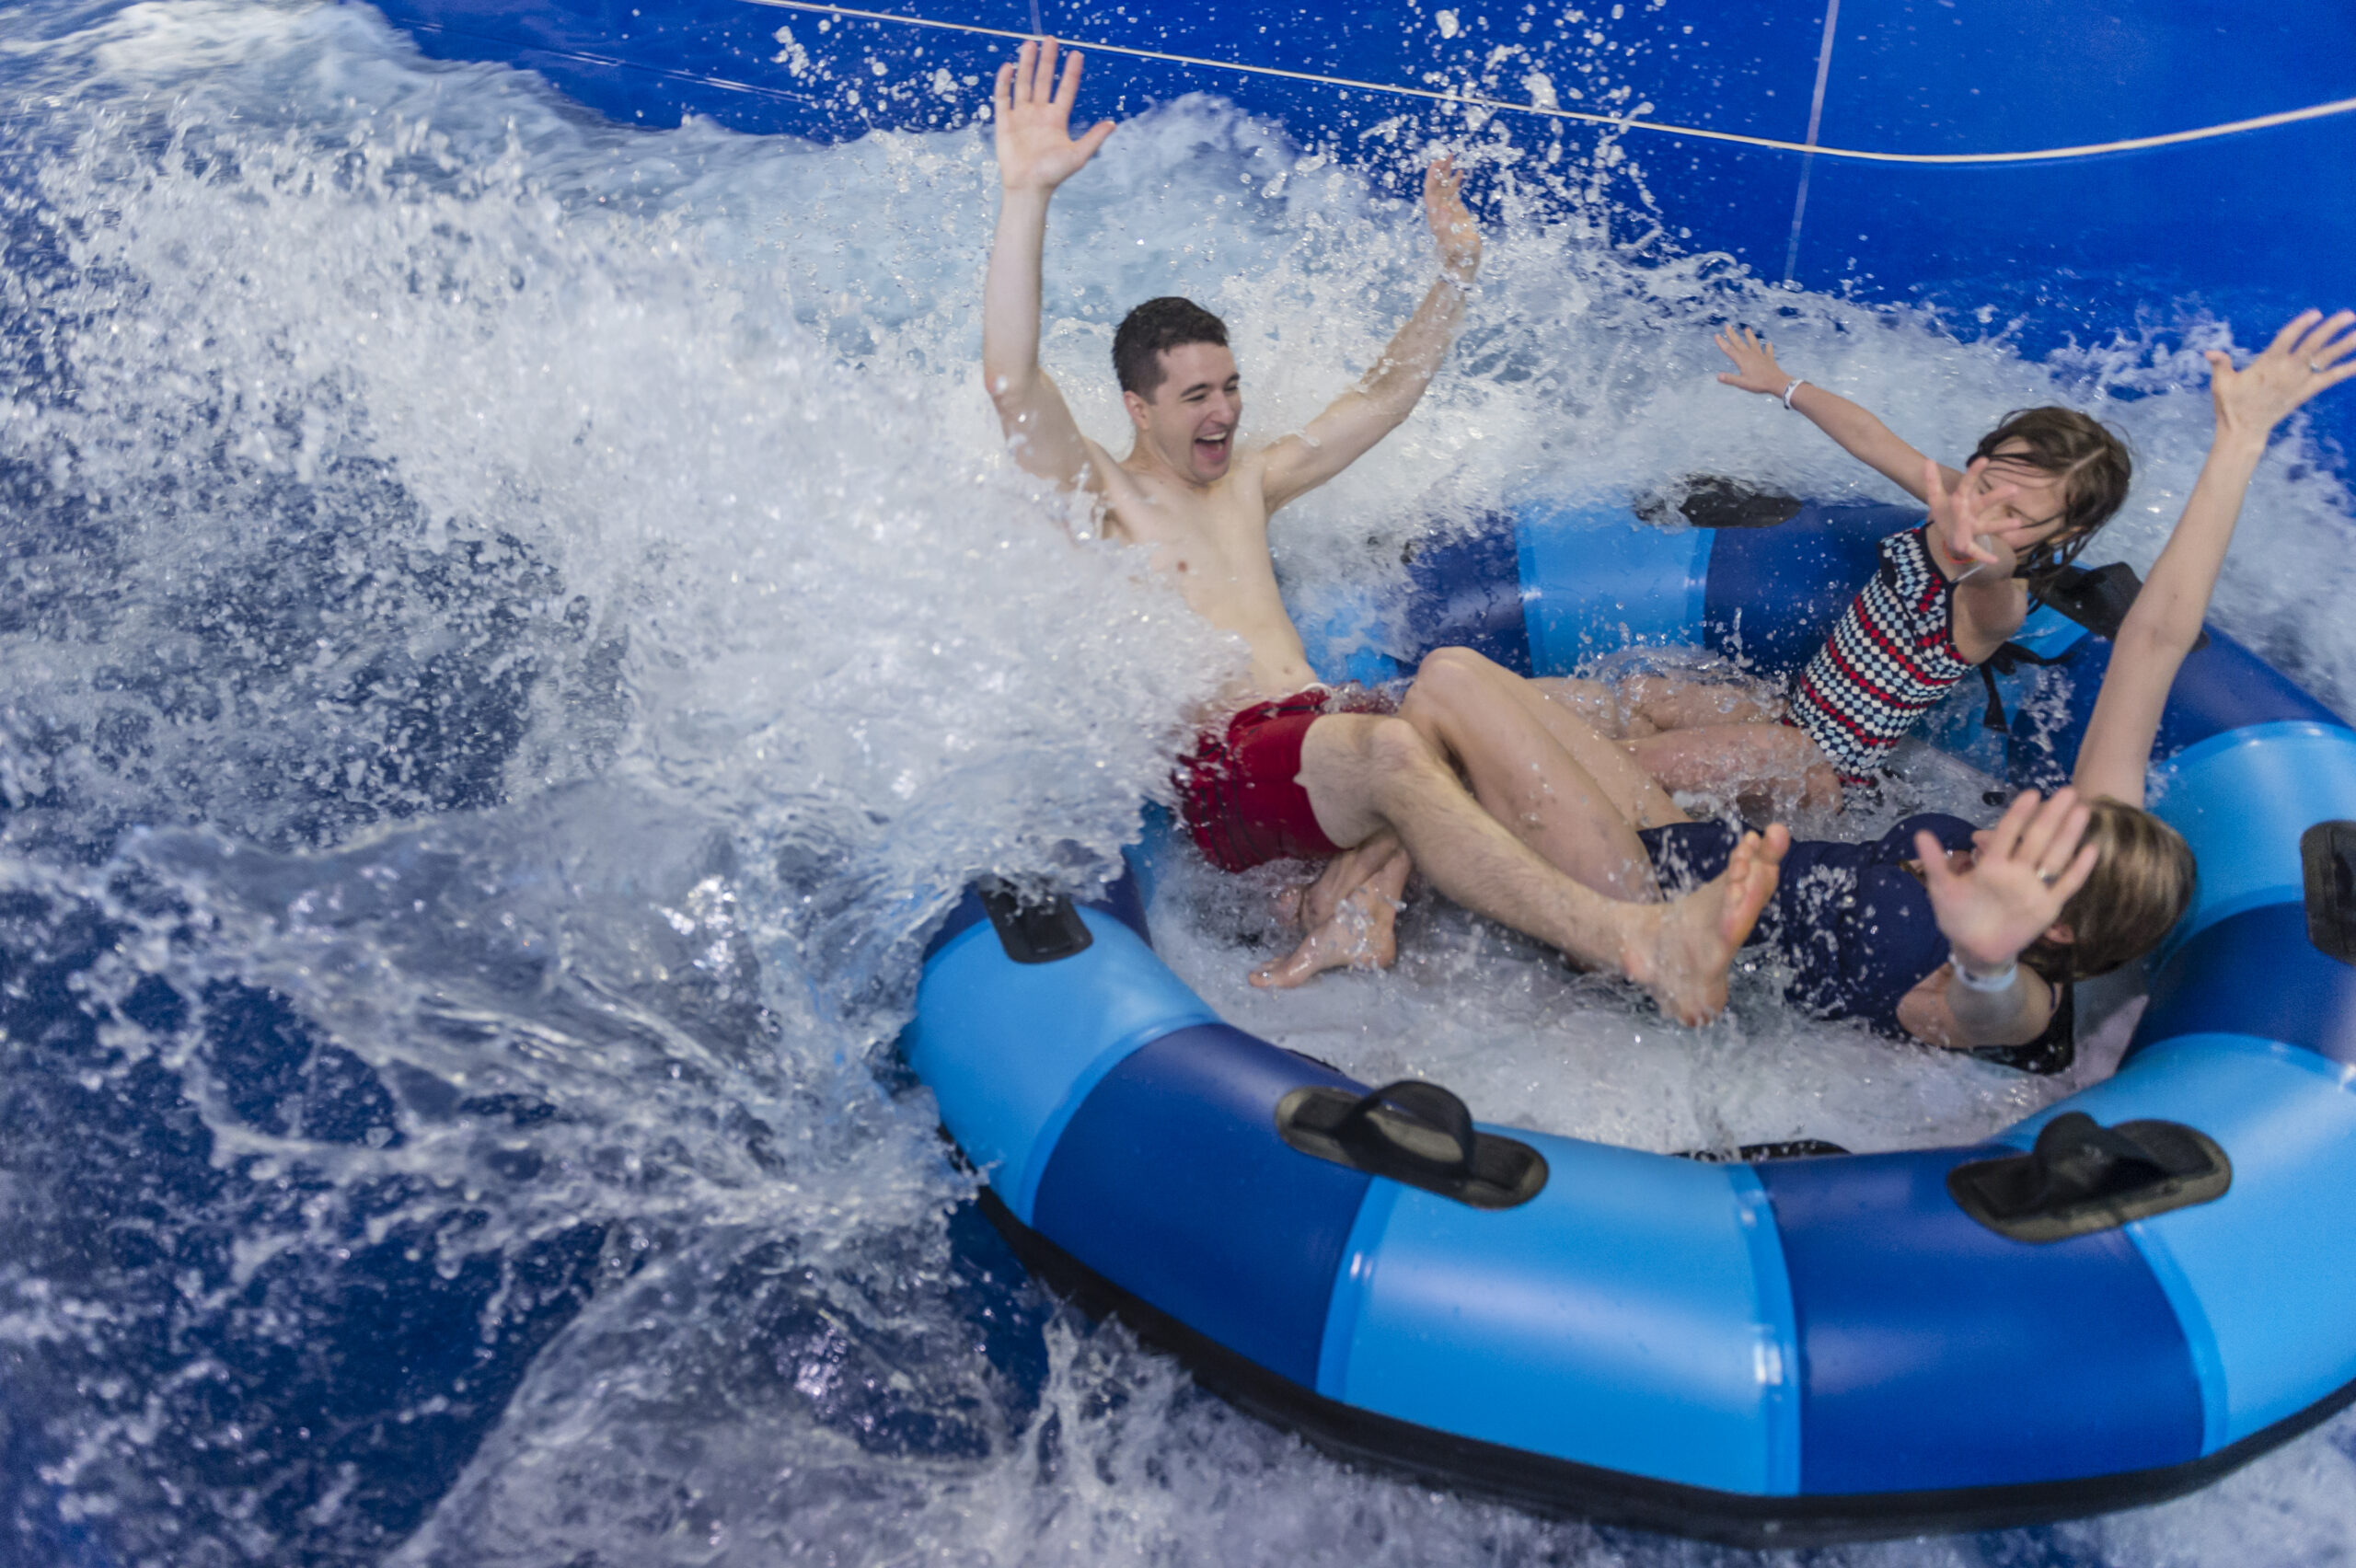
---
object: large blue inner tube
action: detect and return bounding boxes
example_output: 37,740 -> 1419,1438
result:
903,495 -> 2356,1545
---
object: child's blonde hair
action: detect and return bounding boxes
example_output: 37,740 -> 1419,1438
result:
2024,797 -> 2196,982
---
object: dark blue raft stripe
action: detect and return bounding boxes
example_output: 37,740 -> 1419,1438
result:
1756,1147 -> 2202,1493
2013,628 -> 2349,792
2131,902 -> 2356,1066
1394,500 -> 1922,679
2155,628 -> 2349,755
1393,512 -> 1535,676
1031,1024 -> 1370,1390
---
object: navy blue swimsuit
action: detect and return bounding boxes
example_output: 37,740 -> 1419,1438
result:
1640,813 -> 1976,1039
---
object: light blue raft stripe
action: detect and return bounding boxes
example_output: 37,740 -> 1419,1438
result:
1726,1161 -> 1803,1493
1321,1128 -> 1801,1495
2125,1205 -> 2230,1456
1517,499 -> 1714,675
1997,1032 -> 2356,1449
2146,721 -> 2356,960
903,909 -> 1217,1226
1314,1176 -> 1397,1403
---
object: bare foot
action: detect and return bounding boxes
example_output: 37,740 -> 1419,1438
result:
1622,824 -> 1788,1025
1251,881 -> 1403,987
1253,836 -> 1413,988
1284,833 -> 1402,933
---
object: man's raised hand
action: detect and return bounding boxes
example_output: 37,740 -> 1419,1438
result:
993,40 -> 1114,193
1424,156 -> 1482,282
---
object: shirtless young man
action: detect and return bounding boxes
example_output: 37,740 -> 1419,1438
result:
981,39 -> 1786,1024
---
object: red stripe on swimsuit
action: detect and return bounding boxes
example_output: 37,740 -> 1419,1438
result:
1787,525 -> 1973,784
1175,685 -> 1395,873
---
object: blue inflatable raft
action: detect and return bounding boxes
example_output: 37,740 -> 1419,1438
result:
904,491 -> 2356,1546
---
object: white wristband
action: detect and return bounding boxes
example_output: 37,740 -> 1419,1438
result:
1948,950 -> 2019,993
1780,377 -> 1807,410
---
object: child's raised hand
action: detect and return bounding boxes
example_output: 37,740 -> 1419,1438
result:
1925,456 -> 2015,571
1917,788 -> 2096,976
2206,308 -> 2356,443
1714,327 -> 1790,396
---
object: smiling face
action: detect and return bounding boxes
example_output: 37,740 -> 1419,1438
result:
1123,341 -> 1241,485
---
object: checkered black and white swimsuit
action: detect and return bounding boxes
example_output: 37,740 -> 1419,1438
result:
1787,525 -> 1971,784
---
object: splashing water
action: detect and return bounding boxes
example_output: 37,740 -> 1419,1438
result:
3,4 -> 2354,1565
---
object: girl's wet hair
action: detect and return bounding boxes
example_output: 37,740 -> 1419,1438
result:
2023,797 -> 2195,982
1969,407 -> 2133,594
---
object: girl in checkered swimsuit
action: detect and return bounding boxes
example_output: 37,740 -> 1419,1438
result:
1786,524 -> 1975,787
1532,328 -> 2136,813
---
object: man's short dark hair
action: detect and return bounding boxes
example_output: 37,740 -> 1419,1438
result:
1113,297 -> 1230,398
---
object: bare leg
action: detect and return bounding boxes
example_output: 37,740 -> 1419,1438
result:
1295,710 -> 1787,1024
1615,671 -> 1788,731
1628,725 -> 1843,816
1259,648 -> 1709,988
1530,675 -> 1633,736
1530,667 -> 1837,812
1283,829 -> 1405,932
1397,646 -> 1685,898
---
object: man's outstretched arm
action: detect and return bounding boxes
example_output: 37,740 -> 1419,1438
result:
1261,157 -> 1483,512
981,40 -> 1114,491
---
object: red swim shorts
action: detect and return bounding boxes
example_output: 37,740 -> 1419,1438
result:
1175,685 -> 1395,873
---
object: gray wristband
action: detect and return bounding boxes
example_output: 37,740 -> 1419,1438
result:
1780,376 -> 1806,410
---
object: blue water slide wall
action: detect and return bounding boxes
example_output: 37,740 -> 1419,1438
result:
369,0 -> 2356,452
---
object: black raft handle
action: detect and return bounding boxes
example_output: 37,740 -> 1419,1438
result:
976,880 -> 1092,965
1947,1111 -> 2231,1243
1334,1079 -> 1476,1185
1276,1079 -> 1546,1210
2301,820 -> 2356,965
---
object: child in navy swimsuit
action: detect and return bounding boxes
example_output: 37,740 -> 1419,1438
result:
1641,815 -> 1969,1039
1638,814 -> 2069,1070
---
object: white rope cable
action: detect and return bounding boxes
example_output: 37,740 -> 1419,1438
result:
744,0 -> 2356,167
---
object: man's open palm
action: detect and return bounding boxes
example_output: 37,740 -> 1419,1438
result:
1424,156 -> 1482,280
994,40 -> 1114,191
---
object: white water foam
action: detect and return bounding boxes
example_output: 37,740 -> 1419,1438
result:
2,4 -> 2353,1564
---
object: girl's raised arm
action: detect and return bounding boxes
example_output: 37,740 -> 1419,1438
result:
1715,326 -> 1954,502
2073,310 -> 2356,806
